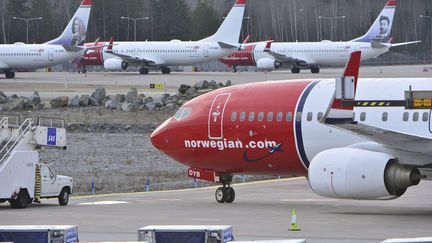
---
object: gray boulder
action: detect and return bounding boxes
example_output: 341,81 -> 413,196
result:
186,87 -> 197,97
161,93 -> 170,105
105,99 -> 120,110
165,103 -> 177,110
41,101 -> 52,110
125,87 -> 138,103
208,80 -> 218,89
146,102 -> 156,111
116,94 -> 126,102
90,87 -> 106,105
153,98 -> 164,108
194,80 -> 209,90
79,95 -> 90,107
29,91 -> 41,105
166,95 -> 178,104
69,96 -> 80,108
178,84 -> 191,94
121,103 -> 133,112
50,96 -> 69,108
0,92 -> 6,104
225,80 -> 232,87
143,97 -> 153,104
4,98 -> 25,111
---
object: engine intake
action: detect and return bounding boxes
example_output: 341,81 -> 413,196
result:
308,148 -> 421,200
256,58 -> 281,70
104,58 -> 128,71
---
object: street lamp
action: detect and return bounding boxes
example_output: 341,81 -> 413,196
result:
143,17 -> 154,41
419,15 -> 432,51
12,16 -> 43,44
121,16 -> 148,41
319,15 -> 346,40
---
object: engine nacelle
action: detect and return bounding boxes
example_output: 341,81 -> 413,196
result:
256,58 -> 281,70
103,58 -> 128,71
308,148 -> 421,200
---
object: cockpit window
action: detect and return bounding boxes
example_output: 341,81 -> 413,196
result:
174,107 -> 192,120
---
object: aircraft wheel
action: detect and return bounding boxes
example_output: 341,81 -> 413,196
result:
225,187 -> 235,203
291,66 -> 300,74
162,67 -> 171,74
5,71 -> 15,79
232,66 -> 238,73
140,68 -> 149,75
215,187 -> 226,203
311,66 -> 320,74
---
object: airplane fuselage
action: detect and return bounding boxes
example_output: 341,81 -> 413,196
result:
151,78 -> 432,176
221,41 -> 389,68
0,44 -> 84,71
84,41 -> 236,68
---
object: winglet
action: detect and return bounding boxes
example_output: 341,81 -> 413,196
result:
94,37 -> 101,45
386,0 -> 397,7
106,37 -> 115,53
264,37 -> 274,52
236,0 -> 247,4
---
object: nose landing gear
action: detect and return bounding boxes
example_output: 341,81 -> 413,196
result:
215,185 -> 235,203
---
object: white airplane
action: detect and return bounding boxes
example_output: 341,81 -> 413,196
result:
151,51 -> 432,203
0,0 -> 92,79
220,0 -> 420,73
79,0 -> 248,75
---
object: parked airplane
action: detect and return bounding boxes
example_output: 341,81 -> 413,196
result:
151,51 -> 431,203
76,0 -> 247,75
220,0 -> 420,73
0,0 -> 92,79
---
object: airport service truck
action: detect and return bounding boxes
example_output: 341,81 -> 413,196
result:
0,117 -> 73,208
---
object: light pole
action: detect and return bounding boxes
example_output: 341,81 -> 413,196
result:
12,17 -> 43,44
318,15 -> 345,40
419,15 -> 432,52
144,17 -> 154,40
121,16 -> 148,41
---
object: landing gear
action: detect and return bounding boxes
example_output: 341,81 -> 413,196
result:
310,66 -> 320,74
81,67 -> 87,74
291,66 -> 300,74
139,67 -> 149,75
161,67 -> 171,74
215,186 -> 235,203
232,66 -> 238,73
5,71 -> 15,79
215,174 -> 235,203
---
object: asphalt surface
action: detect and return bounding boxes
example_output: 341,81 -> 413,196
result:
1,178 -> 431,242
1,64 -> 432,99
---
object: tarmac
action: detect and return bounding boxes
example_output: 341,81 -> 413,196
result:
0,177 -> 432,243
1,64 -> 432,99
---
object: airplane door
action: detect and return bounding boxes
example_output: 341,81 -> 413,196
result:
48,48 -> 54,61
208,93 -> 231,139
203,45 -> 209,58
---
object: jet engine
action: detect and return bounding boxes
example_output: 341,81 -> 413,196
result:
256,58 -> 281,70
308,148 -> 421,200
104,58 -> 128,71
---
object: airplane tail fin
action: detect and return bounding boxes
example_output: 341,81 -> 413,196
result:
200,0 -> 247,44
46,0 -> 92,46
351,0 -> 396,43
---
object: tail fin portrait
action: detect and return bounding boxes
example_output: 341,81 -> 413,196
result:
46,0 -> 92,46
200,0 -> 247,44
351,0 -> 396,43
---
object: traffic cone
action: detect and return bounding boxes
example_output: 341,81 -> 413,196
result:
289,209 -> 301,231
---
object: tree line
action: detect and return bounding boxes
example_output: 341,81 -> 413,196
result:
0,0 -> 430,53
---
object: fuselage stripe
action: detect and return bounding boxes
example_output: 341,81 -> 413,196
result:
295,80 -> 319,169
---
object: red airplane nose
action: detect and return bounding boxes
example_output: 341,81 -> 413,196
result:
150,119 -> 171,150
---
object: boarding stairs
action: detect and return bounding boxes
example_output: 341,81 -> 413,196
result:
0,116 -> 67,167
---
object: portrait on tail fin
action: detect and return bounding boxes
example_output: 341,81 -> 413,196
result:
71,17 -> 87,46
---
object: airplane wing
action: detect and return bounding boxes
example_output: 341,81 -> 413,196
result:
217,42 -> 240,49
263,41 -> 309,65
105,37 -> 161,66
62,45 -> 85,52
0,60 -> 9,69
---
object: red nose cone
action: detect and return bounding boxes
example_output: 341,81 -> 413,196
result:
150,119 -> 171,150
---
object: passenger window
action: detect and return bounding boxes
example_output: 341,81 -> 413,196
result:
403,112 -> 409,122
276,112 -> 283,122
258,112 -> 264,122
296,112 -> 302,122
307,112 -> 313,122
286,112 -> 293,122
231,112 -> 237,122
240,112 -> 246,122
423,112 -> 429,122
249,112 -> 255,122
413,112 -> 419,122
267,112 -> 273,122
382,112 -> 388,122
360,112 -> 366,121
317,112 -> 323,121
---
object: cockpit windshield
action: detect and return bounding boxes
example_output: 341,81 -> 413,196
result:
174,107 -> 192,120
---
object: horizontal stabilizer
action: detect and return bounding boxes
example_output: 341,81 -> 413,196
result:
62,45 -> 84,52
391,40 -> 422,48
217,42 -> 240,49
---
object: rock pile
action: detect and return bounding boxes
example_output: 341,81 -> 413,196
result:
0,80 -> 232,112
